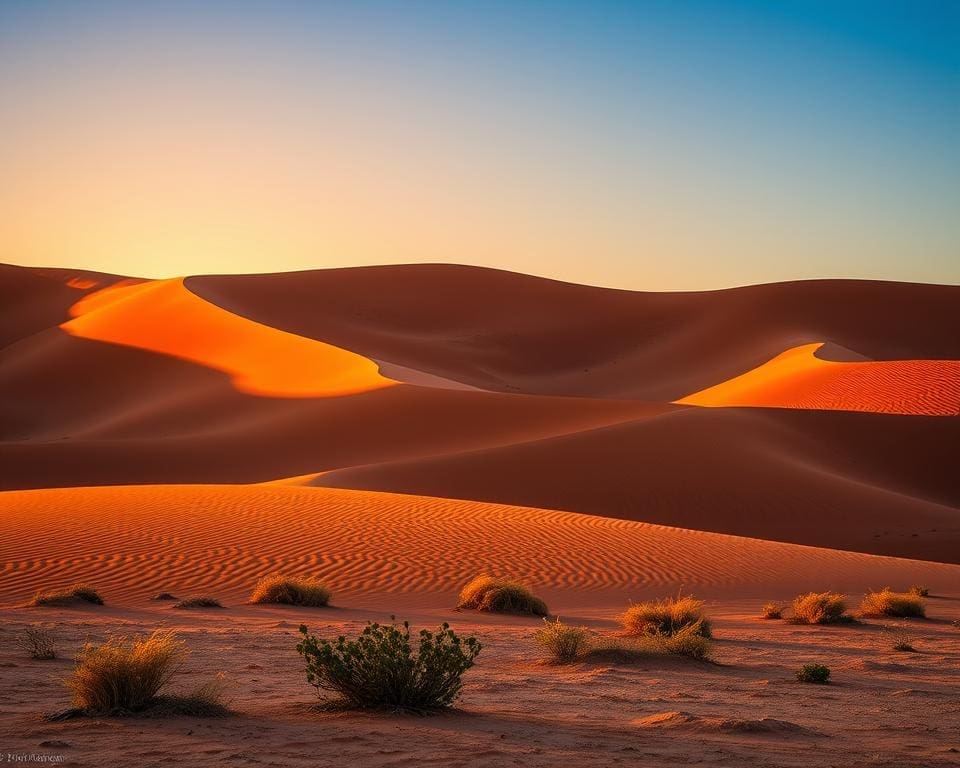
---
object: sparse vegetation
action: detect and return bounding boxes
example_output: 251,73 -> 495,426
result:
173,596 -> 224,610
534,618 -> 591,663
590,623 -> 713,662
249,575 -> 331,607
457,575 -> 548,616
859,589 -> 926,619
621,595 -> 711,638
17,626 -> 57,659
297,619 -> 481,711
787,592 -> 851,625
908,585 -> 929,597
795,663 -> 830,684
888,626 -> 916,652
151,592 -> 178,601
761,602 -> 785,620
66,630 -> 187,712
31,583 -> 104,607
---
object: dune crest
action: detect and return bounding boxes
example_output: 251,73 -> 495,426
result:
61,278 -> 395,398
677,342 -> 960,416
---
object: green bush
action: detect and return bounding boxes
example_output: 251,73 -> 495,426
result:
534,618 -> 591,663
297,619 -> 481,711
795,663 -> 830,684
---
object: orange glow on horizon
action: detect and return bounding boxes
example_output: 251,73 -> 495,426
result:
61,278 -> 395,398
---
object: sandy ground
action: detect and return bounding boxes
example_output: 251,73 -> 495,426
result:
2,600 -> 959,768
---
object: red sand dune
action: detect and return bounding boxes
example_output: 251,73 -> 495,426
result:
678,342 -> 960,416
2,484 -> 958,608
188,265 -> 960,400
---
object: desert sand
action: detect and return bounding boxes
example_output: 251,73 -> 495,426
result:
2,262 -> 959,767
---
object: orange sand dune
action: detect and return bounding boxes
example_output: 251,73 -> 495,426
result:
317,406 -> 960,563
2,484 -> 958,608
63,277 -> 394,398
678,342 -> 960,415
189,266 -> 960,400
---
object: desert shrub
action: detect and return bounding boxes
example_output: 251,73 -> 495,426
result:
589,622 -> 713,662
795,663 -> 830,684
297,619 -> 481,711
17,626 -> 57,659
66,630 -> 187,712
761,602 -> 785,620
151,592 -> 178,601
888,626 -> 916,652
148,673 -> 231,717
457,575 -> 548,616
787,592 -> 850,624
859,589 -> 925,619
908,585 -> 929,597
621,595 -> 711,638
249,575 -> 331,607
173,596 -> 223,609
534,618 -> 591,663
31,583 -> 104,607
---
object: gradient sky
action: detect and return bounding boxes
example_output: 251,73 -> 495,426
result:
1,0 -> 957,289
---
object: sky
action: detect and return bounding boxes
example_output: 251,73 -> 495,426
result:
1,0 -> 957,290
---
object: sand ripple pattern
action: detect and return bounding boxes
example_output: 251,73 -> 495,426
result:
2,485 -> 958,606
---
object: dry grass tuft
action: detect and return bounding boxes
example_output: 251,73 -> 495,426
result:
760,602 -> 785,620
151,592 -> 178,601
457,575 -> 548,616
173,596 -> 224,610
249,575 -> 331,607
621,595 -> 711,638
787,592 -> 851,625
908,585 -> 929,597
66,630 -> 187,713
590,622 -> 713,662
859,589 -> 926,619
17,626 -> 57,659
534,618 -> 591,663
888,626 -> 916,652
30,583 -> 104,607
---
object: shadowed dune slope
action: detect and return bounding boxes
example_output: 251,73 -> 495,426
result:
316,407 -> 960,563
2,484 -> 958,608
188,265 -> 960,400
678,342 -> 960,415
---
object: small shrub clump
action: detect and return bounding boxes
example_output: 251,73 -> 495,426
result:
31,583 -> 104,607
621,595 -> 711,638
17,626 -> 57,659
249,575 -> 331,607
66,630 -> 187,712
297,619 -> 481,712
173,596 -> 224,610
859,589 -> 925,619
457,575 -> 548,616
534,618 -> 591,663
796,663 -> 831,684
590,623 -> 713,662
151,592 -> 178,601
787,592 -> 851,625
761,602 -> 785,620
908,585 -> 929,597
889,626 -> 916,652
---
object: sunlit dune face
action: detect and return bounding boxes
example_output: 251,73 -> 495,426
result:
61,278 -> 395,398
677,342 -> 960,416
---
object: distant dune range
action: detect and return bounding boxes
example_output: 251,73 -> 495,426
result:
2,484 -> 959,608
0,262 -> 958,571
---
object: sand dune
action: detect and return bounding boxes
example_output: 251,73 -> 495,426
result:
317,406 -> 960,563
678,342 -> 960,415
2,484 -> 958,608
189,265 -> 960,400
